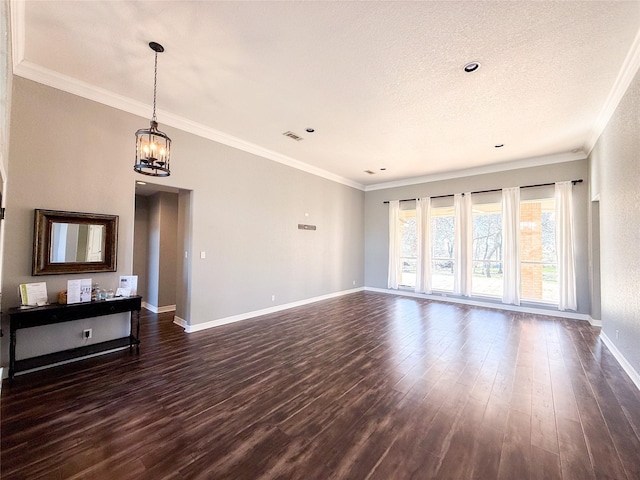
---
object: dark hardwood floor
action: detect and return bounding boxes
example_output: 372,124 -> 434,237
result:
2,291 -> 640,479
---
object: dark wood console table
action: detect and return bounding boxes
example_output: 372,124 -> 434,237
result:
7,295 -> 142,380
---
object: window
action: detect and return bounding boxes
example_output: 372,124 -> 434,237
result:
471,202 -> 502,297
520,198 -> 557,304
399,209 -> 417,287
431,206 -> 455,292
387,185 -> 572,309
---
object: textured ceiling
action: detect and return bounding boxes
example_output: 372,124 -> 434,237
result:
12,1 -> 640,188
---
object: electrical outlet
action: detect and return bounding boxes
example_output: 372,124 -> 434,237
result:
83,329 -> 92,339
616,330 -> 619,340
271,295 -> 276,302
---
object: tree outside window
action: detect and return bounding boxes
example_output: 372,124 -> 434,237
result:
399,209 -> 417,287
471,203 -> 502,297
431,206 -> 455,292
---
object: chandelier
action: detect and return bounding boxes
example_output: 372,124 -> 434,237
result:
134,42 -> 171,177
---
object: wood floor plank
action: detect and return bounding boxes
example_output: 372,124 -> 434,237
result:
549,361 -> 580,422
574,392 -> 629,480
433,398 -> 487,478
530,445 -> 562,480
557,417 -> 597,480
366,399 -> 442,480
497,409 -> 531,480
531,379 -> 559,454
2,292 -> 639,480
468,423 -> 504,479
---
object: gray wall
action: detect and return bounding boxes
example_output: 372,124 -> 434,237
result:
170,126 -> 365,324
364,160 -> 590,313
2,77 -> 364,362
133,194 -> 149,300
3,78 -> 135,361
0,0 -> 11,177
589,66 -> 640,372
147,194 -> 160,306
150,191 -> 178,308
176,190 -> 192,321
140,124 -> 364,326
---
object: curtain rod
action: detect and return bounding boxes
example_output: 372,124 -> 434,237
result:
383,179 -> 583,204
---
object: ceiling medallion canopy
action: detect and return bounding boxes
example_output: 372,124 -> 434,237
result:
134,41 -> 172,177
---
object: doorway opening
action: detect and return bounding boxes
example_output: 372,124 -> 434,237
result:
133,182 -> 192,324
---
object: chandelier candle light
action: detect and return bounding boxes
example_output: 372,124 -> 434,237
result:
134,41 -> 171,177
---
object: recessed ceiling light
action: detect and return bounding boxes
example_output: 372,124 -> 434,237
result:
136,181 -> 147,185
306,128 -> 315,133
464,61 -> 481,73
494,144 -> 504,148
364,170 -> 375,175
380,168 -> 387,171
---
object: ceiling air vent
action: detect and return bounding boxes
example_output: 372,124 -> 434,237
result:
364,170 -> 376,175
283,131 -> 304,141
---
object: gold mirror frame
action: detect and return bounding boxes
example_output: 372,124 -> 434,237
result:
32,209 -> 118,275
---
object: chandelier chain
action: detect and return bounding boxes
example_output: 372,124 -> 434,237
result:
152,50 -> 158,122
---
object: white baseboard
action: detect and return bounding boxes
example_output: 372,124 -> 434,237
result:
589,316 -> 603,327
173,315 -> 187,328
183,287 -> 365,333
179,286 -> 590,333
143,302 -> 176,314
600,331 -> 640,391
364,287 -> 592,321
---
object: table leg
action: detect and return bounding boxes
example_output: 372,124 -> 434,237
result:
9,327 -> 16,381
135,309 -> 140,353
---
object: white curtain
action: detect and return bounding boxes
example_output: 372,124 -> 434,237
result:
501,187 -> 521,305
415,197 -> 432,294
387,200 -> 401,289
453,193 -> 472,296
555,181 -> 577,311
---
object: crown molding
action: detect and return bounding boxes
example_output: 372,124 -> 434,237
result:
585,28 -> 640,154
7,55 -> 593,195
8,0 -> 367,189
364,151 -> 587,192
13,60 -> 365,190
9,0 -> 364,193
9,0 -> 24,71
11,0 -> 635,193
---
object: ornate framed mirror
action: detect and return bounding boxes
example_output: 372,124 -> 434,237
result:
32,209 -> 118,275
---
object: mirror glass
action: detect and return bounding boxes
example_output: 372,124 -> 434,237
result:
50,223 -> 105,263
33,209 -> 118,275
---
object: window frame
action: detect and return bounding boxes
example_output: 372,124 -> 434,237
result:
519,196 -> 558,305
